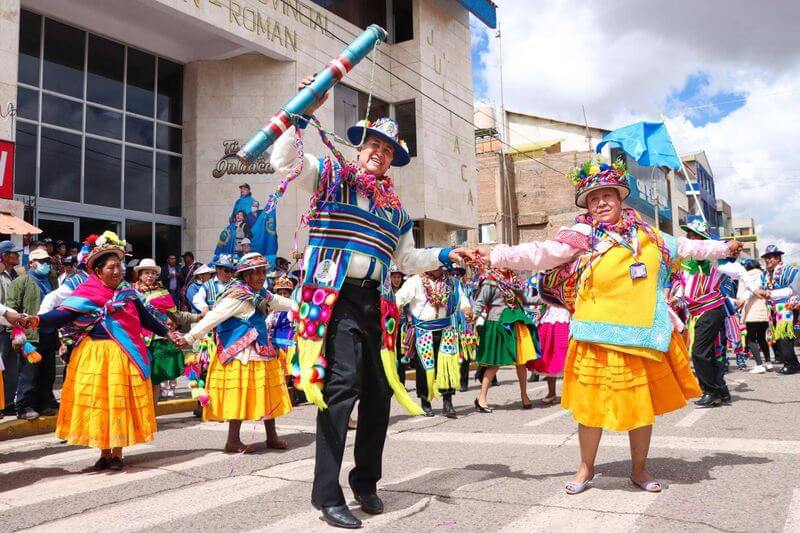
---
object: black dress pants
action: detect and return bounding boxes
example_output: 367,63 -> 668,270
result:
15,329 -> 59,412
691,307 -> 728,397
312,283 -> 391,508
774,338 -> 799,369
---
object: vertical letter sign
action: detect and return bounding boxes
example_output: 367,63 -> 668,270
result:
0,141 -> 14,200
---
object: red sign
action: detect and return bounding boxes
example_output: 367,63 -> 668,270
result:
0,141 -> 14,200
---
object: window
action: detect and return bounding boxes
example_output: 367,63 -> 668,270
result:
126,219 -> 152,259
412,220 -> 423,247
333,84 -> 390,139
391,0 -> 414,43
479,223 -> 497,244
16,10 -> 182,250
18,11 -> 41,87
454,229 -> 468,245
678,208 -> 689,228
394,100 -> 417,157
311,0 -> 386,30
155,223 -> 181,264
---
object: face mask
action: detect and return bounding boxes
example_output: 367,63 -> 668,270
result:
34,263 -> 51,275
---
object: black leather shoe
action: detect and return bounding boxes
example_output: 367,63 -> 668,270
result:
459,384 -> 468,392
442,396 -> 457,419
93,457 -> 111,471
353,491 -> 384,515
421,399 -> 434,417
320,505 -> 362,529
694,393 -> 722,408
779,365 -> 799,375
17,407 -> 40,421
721,391 -> 732,404
109,457 -> 124,471
39,407 -> 58,417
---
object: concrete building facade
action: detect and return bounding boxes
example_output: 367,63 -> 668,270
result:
2,0 -> 488,262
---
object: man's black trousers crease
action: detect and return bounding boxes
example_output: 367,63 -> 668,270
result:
312,283 -> 391,508
16,329 -> 59,412
691,306 -> 728,397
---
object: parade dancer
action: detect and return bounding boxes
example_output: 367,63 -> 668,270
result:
395,268 -> 472,418
192,254 -> 237,314
177,253 -> 293,453
476,158 -> 742,494
472,268 -> 538,412
32,232 -> 178,471
269,78 -> 467,529
755,245 -> 800,375
530,300 -> 569,404
677,220 -> 754,407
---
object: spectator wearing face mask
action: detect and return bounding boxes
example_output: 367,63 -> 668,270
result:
7,248 -> 59,420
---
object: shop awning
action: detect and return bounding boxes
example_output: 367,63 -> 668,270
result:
457,0 -> 497,28
0,213 -> 41,235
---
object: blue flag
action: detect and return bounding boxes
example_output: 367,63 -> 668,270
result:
596,121 -> 682,169
214,192 -> 278,266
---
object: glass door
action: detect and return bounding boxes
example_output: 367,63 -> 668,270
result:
37,213 -> 79,244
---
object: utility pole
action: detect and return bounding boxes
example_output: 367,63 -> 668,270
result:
496,21 -> 514,245
581,105 -> 592,151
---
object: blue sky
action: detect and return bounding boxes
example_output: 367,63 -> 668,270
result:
470,18 -> 490,101
664,72 -> 748,126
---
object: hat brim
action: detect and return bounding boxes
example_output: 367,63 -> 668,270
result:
575,184 -> 630,208
347,126 -> 410,167
86,248 -> 125,270
680,225 -> 713,240
134,265 -> 161,275
761,251 -> 784,258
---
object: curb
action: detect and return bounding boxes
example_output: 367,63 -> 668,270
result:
0,398 -> 197,442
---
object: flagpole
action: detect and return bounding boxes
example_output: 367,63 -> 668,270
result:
659,114 -> 708,225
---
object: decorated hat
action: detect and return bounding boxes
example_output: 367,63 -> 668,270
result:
237,252 -> 270,274
194,264 -> 215,276
134,258 -> 161,275
85,231 -> 127,271
273,274 -> 295,291
211,253 -> 237,270
761,244 -> 784,258
389,262 -> 404,275
569,158 -> 631,208
347,118 -> 411,167
681,219 -> 713,240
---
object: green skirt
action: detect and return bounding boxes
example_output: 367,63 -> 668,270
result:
151,338 -> 184,384
477,308 -> 538,367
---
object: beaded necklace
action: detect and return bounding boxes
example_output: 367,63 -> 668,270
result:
420,273 -> 450,310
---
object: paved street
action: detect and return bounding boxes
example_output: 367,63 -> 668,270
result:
2,365 -> 800,533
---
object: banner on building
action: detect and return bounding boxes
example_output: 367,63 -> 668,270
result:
0,141 -> 15,200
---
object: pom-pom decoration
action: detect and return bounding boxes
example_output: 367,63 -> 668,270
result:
23,342 -> 41,364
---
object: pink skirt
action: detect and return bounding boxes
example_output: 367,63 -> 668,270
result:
528,321 -> 569,376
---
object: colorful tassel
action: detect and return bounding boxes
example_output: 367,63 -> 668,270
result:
380,348 -> 424,416
22,342 -> 41,364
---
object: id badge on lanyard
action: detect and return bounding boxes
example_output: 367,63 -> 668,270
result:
605,229 -> 647,280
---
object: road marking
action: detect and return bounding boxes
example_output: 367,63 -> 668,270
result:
0,450 -> 230,511
251,467 -> 438,532
784,488 -> 800,532
674,408 -> 711,428
524,409 -> 569,427
21,473 -> 295,533
188,422 -> 316,434
392,431 -> 800,455
0,443 -> 152,475
499,479 -> 661,531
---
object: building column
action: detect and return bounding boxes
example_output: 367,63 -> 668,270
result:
0,0 -> 20,143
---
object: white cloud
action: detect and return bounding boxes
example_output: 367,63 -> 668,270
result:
474,1 -> 800,262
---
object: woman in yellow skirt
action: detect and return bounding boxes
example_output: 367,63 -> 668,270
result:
32,232 -> 175,471
478,159 -> 742,494
177,252 -> 293,453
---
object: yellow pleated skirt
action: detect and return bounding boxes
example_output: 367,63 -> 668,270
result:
203,356 -> 292,422
561,332 -> 702,432
56,338 -> 156,449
